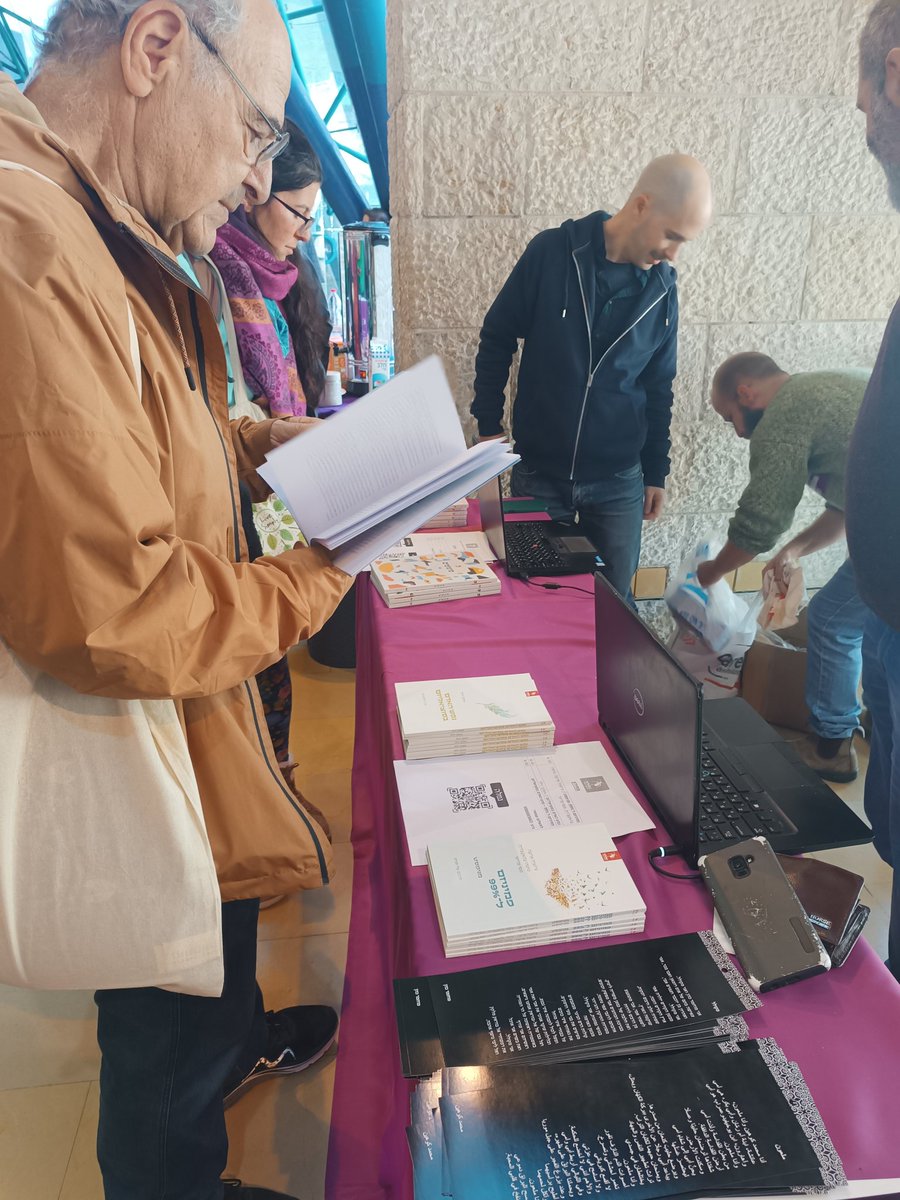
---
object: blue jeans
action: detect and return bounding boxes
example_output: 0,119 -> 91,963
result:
804,558 -> 867,740
862,613 -> 900,978
95,900 -> 267,1200
511,461 -> 645,600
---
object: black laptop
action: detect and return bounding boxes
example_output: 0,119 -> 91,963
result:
594,571 -> 872,866
477,476 -> 600,578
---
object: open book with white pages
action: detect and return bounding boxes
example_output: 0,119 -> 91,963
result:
257,356 -> 518,574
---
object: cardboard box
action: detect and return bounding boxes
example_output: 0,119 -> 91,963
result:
632,566 -> 668,600
741,611 -> 810,732
734,560 -> 766,593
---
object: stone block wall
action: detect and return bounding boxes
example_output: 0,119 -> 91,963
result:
387,0 -> 898,584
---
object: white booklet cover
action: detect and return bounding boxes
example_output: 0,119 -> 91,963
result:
396,674 -> 553,741
395,741 -> 654,866
427,823 -> 646,942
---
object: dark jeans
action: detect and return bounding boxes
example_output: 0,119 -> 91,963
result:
95,900 -> 267,1200
862,612 -> 900,978
511,460 -> 645,600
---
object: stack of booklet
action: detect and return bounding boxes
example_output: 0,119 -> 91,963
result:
418,498 -> 469,529
394,931 -> 760,1079
426,823 -> 646,957
396,673 -> 555,760
406,1040 -> 845,1199
371,549 -> 500,608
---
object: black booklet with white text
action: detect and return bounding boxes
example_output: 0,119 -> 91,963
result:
407,1039 -> 844,1199
394,931 -> 759,1078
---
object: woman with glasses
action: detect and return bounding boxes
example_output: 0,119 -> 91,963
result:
211,120 -> 328,421
209,124 -> 331,788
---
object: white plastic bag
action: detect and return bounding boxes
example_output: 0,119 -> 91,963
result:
0,640 -> 224,995
759,564 -> 807,632
669,612 -> 759,699
665,540 -> 752,654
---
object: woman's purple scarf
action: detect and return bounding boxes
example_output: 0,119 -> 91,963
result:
210,210 -> 306,417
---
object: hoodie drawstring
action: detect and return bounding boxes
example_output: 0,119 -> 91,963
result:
159,269 -> 197,392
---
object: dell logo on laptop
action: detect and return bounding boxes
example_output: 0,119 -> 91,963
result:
633,688 -> 645,717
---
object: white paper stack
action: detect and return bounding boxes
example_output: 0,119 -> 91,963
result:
396,673 -> 555,761
426,822 -> 646,957
371,550 -> 500,608
419,499 -> 469,529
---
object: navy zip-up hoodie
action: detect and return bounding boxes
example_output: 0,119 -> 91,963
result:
472,211 -> 678,488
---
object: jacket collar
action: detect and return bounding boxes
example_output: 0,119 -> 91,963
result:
563,209 -> 677,292
0,73 -> 197,292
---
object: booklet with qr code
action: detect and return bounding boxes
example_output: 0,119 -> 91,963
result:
426,822 -> 646,957
394,741 -> 653,867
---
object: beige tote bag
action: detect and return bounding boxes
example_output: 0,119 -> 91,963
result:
0,161 -> 223,995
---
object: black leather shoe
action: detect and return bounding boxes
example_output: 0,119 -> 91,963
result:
223,1180 -> 299,1198
224,1004 -> 339,1106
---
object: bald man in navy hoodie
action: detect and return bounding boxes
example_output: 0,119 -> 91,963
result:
472,155 -> 712,600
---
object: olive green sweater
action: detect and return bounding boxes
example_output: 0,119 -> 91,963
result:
728,370 -> 869,555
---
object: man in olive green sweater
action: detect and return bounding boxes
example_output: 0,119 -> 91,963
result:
696,352 -> 869,782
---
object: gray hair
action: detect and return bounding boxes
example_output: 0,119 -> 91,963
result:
37,0 -> 242,64
860,0 -> 900,90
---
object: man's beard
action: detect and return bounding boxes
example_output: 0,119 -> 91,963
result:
869,90 -> 900,211
738,405 -> 766,437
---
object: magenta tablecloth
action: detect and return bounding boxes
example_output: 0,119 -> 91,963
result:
325,572 -> 900,1199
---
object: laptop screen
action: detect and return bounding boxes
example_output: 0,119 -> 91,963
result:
476,477 -> 506,566
594,572 -> 702,861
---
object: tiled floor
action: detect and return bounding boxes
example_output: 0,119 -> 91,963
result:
0,659 -> 889,1199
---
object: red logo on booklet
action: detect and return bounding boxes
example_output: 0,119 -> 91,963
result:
525,690 -> 538,696
601,851 -> 622,862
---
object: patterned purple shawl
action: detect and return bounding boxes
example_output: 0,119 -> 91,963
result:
210,210 -> 306,417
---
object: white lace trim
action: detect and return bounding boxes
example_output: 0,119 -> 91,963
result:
756,1037 -> 847,1192
713,1013 -> 749,1048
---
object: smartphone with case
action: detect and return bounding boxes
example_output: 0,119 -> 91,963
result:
699,836 -> 831,992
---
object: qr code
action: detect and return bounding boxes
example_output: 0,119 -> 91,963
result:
448,784 -> 493,813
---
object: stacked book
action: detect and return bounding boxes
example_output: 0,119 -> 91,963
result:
398,933 -> 845,1196
426,823 -> 646,957
407,1043 -> 845,1200
395,673 -> 555,760
418,498 -> 469,529
371,549 -> 500,608
394,931 -> 760,1079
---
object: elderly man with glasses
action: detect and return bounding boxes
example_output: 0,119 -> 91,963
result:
0,0 -> 353,1196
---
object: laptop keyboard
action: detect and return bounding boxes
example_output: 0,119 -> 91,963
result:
698,734 -> 794,847
504,521 -> 567,571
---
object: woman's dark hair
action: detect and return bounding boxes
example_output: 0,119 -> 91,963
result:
270,122 -> 332,411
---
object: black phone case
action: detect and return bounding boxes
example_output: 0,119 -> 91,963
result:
699,836 -> 831,992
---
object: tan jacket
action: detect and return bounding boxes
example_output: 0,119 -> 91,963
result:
0,80 -> 353,900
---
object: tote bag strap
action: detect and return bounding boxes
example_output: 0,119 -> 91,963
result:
0,159 -> 142,395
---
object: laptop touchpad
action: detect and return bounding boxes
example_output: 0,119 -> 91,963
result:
743,743 -> 806,788
555,535 -> 596,554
